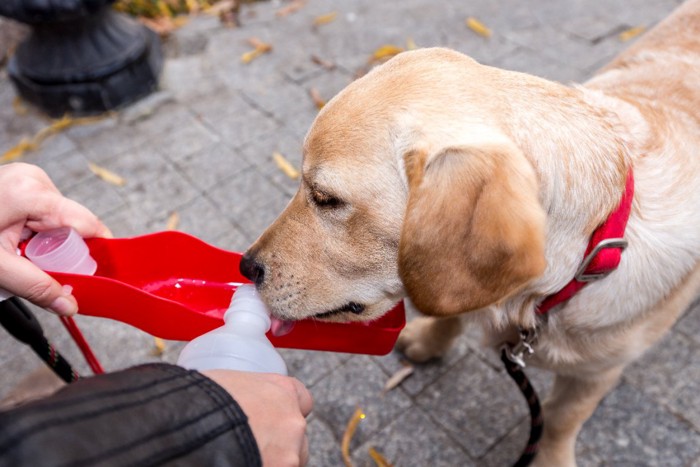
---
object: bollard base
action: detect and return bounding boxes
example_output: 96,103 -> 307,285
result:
7,8 -> 162,118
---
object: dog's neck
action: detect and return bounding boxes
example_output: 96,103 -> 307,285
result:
489,81 -> 640,329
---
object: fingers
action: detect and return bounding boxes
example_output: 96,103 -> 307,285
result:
200,370 -> 312,465
25,192 -> 112,239
0,251 -> 77,315
2,163 -> 110,240
289,377 -> 314,417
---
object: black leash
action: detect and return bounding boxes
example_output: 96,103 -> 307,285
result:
501,329 -> 543,467
501,349 -> 543,466
0,297 -> 80,383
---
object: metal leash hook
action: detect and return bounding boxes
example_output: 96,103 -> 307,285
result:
501,327 -> 538,368
500,327 -> 543,467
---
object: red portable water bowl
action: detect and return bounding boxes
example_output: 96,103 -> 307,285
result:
46,231 -> 405,355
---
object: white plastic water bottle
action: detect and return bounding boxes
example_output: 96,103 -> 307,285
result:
177,284 -> 288,375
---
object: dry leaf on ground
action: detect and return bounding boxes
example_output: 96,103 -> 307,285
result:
382,364 -> 414,394
204,0 -> 237,15
619,26 -> 645,42
115,0 -> 209,17
313,12 -> 337,26
151,337 -> 166,356
1,138 -> 35,164
88,162 -> 126,187
156,0 -> 170,17
276,0 -> 306,17
370,44 -> 404,63
466,16 -> 492,37
273,151 -> 300,179
341,408 -> 365,467
309,88 -> 325,109
140,16 -> 187,36
1,114 -> 107,163
203,0 -> 241,26
166,211 -> 180,230
185,0 -> 200,14
242,37 -> 272,63
368,447 -> 394,467
311,54 -> 336,70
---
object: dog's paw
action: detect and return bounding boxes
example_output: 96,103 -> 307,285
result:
395,317 -> 452,362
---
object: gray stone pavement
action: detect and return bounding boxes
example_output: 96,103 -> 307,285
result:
1,0 -> 699,465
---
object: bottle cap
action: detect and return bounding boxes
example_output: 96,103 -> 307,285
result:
25,227 -> 97,275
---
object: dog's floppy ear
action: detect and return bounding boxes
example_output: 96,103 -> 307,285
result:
399,143 -> 546,316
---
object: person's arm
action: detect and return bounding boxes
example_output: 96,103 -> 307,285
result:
0,364 -> 263,466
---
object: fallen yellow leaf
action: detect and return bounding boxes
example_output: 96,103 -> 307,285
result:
371,44 -> 404,62
368,447 -> 394,467
242,38 -> 272,63
313,11 -> 337,25
309,88 -> 325,110
166,211 -> 180,230
1,138 -> 36,163
156,0 -> 171,17
341,408 -> 365,467
185,0 -> 199,13
619,26 -> 645,42
152,337 -> 166,356
276,0 -> 306,17
32,115 -> 73,146
406,37 -> 418,50
466,16 -> 492,38
1,114 -> 108,163
273,151 -> 300,179
204,0 -> 236,15
382,364 -> 414,394
88,162 -> 126,187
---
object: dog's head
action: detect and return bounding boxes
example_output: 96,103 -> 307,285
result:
241,48 -> 546,322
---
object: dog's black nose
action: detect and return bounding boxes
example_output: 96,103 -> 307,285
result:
240,253 -> 265,286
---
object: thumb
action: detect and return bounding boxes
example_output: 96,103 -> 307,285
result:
0,251 -> 77,315
289,377 -> 313,417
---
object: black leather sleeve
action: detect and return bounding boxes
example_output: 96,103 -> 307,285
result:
0,363 -> 262,467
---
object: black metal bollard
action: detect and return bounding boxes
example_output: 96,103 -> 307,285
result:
0,0 -> 163,117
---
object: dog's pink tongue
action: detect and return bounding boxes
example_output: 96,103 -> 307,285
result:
270,317 -> 295,337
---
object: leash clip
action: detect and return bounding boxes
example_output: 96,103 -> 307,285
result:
501,327 -> 537,368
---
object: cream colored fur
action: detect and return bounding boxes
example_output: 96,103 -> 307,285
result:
243,1 -> 700,464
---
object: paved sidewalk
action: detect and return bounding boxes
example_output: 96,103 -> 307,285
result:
1,0 -> 699,465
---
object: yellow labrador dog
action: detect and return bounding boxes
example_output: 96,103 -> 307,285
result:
240,1 -> 700,464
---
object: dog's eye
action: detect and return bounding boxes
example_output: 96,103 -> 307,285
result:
311,189 -> 344,208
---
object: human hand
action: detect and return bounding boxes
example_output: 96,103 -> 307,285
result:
203,370 -> 313,466
0,163 -> 111,315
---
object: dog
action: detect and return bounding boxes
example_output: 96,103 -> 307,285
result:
240,1 -> 700,464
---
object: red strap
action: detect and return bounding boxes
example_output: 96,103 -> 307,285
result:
536,170 -> 634,315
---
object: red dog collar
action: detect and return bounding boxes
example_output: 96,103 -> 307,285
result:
536,170 -> 634,315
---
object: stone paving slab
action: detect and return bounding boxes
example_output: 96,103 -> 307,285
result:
1,0 -> 698,465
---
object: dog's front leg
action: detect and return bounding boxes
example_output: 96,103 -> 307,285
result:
395,316 -> 463,362
534,366 -> 623,467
